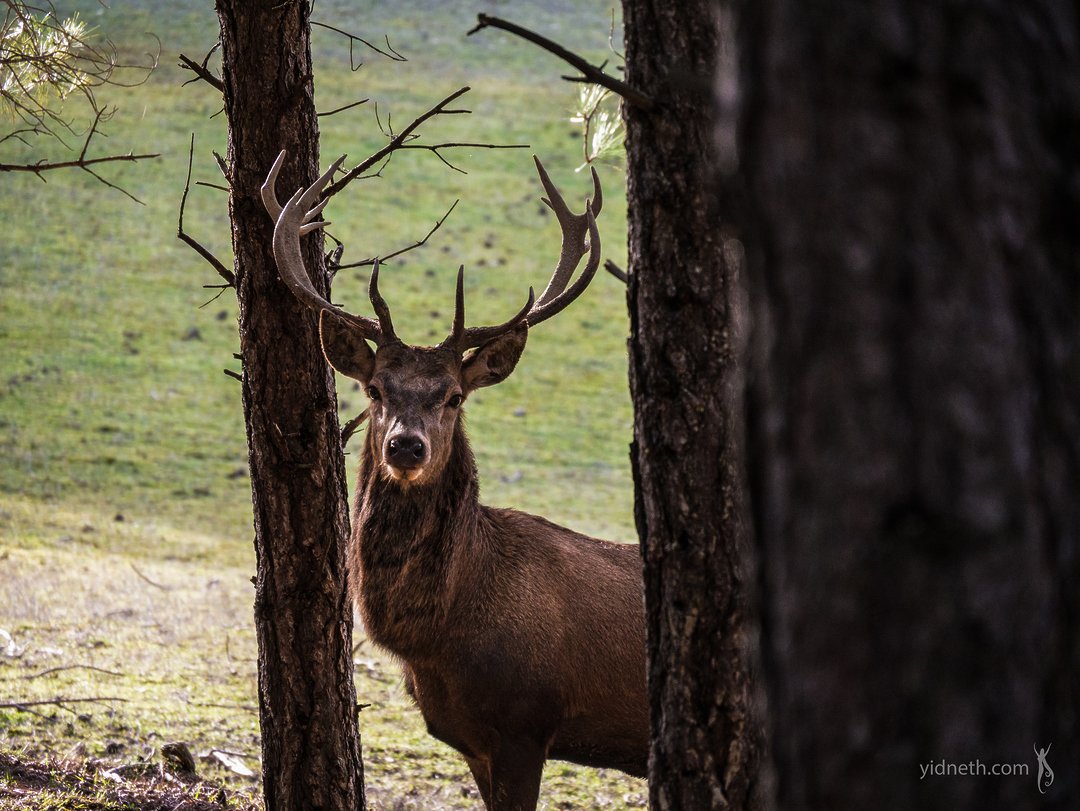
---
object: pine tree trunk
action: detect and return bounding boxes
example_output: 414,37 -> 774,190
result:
622,2 -> 763,807
739,1 -> 1080,807
216,2 -> 365,808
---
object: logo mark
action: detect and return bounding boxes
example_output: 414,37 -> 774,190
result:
1034,743 -> 1053,794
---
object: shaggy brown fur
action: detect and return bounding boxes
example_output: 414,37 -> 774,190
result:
327,321 -> 647,811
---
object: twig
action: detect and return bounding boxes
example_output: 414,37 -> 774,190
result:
0,107 -> 159,203
212,150 -> 229,178
178,133 -> 235,287
130,563 -> 171,591
191,702 -> 259,713
23,664 -> 125,680
467,14 -> 654,111
325,241 -> 346,277
373,100 -> 393,138
178,53 -> 224,93
224,632 -> 256,664
199,284 -> 232,309
604,259 -> 628,284
396,141 -> 528,174
341,409 -> 369,447
332,199 -> 459,271
311,21 -> 406,67
607,9 -> 626,62
318,98 -> 370,117
224,369 -> 243,382
0,125 -> 40,147
326,86 -> 487,198
0,696 -> 129,710
0,152 -> 157,175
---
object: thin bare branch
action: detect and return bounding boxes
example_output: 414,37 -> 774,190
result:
311,21 -> 406,67
373,100 -> 393,138
467,14 -> 654,111
607,9 -> 626,62
0,150 -> 157,175
198,284 -> 232,309
130,562 -> 171,591
318,97 -> 369,117
341,409 -> 369,446
396,141 -> 529,174
192,701 -> 259,713
0,124 -> 45,146
332,199 -> 460,271
178,133 -> 235,287
78,164 -> 142,204
604,259 -> 628,284
0,106 -> 158,202
23,664 -> 125,680
212,150 -> 229,178
325,86 -> 477,198
178,52 -> 224,92
0,696 -> 129,711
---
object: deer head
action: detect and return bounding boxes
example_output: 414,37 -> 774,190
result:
261,152 -> 602,487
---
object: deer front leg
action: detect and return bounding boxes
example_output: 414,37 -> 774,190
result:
487,739 -> 546,811
464,754 -> 493,808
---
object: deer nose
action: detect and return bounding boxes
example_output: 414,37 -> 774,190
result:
387,434 -> 426,468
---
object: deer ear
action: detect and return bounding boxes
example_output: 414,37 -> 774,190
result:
461,324 -> 528,392
319,310 -> 376,382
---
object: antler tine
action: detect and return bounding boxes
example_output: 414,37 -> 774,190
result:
262,150 -> 345,222
458,286 -> 536,350
588,165 -> 603,218
529,157 -> 603,320
368,258 -> 399,344
450,264 -> 467,346
440,267 -> 535,352
261,150 -> 287,220
526,201 -> 601,327
264,150 -> 386,344
534,156 -> 600,219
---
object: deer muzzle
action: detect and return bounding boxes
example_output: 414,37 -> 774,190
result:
385,433 -> 428,481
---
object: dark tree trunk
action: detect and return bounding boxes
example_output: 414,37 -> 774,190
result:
739,1 -> 1080,808
216,2 -> 365,808
622,2 -> 763,807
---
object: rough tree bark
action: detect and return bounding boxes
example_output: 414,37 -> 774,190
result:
622,1 -> 762,807
216,2 -> 365,808
739,1 -> 1080,808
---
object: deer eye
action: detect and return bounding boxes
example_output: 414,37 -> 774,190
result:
367,385 -> 382,402
447,393 -> 463,409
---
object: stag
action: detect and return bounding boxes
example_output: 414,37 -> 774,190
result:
261,152 -> 647,810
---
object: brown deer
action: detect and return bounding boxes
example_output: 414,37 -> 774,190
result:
261,152 -> 647,810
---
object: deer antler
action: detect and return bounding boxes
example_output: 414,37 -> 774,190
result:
264,151 -> 601,353
261,150 -> 398,345
442,156 -> 602,352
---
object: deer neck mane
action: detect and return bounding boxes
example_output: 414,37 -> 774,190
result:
351,417 -> 482,656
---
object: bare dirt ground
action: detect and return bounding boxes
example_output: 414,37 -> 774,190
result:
0,533 -> 646,809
